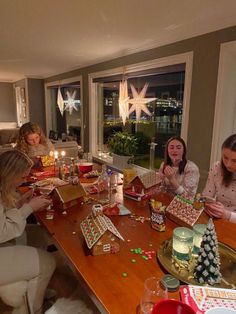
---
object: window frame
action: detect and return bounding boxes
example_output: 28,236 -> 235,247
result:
45,75 -> 83,146
89,52 -> 193,156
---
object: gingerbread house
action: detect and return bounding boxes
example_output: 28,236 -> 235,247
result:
80,213 -> 124,255
124,171 -> 161,200
51,183 -> 86,211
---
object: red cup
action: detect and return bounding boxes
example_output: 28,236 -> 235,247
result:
152,299 -> 195,314
79,162 -> 93,173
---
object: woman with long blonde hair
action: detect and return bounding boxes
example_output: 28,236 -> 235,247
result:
16,122 -> 54,158
0,150 -> 55,313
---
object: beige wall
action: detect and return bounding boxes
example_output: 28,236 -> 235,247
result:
45,25 -> 236,190
0,82 -> 15,122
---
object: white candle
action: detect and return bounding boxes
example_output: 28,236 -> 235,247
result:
172,227 -> 193,260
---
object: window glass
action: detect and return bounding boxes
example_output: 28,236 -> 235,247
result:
47,83 -> 81,144
96,70 -> 185,169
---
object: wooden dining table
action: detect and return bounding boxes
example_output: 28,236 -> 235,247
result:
35,179 -> 236,314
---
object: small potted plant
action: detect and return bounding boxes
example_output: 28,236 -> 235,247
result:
107,131 -> 138,169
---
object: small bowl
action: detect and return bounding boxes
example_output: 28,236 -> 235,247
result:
79,162 -> 93,173
152,299 -> 195,314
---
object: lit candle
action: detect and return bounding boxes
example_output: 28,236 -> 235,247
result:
54,151 -> 58,159
172,227 -> 193,261
49,151 -> 54,157
61,151 -> 66,157
192,224 -> 206,255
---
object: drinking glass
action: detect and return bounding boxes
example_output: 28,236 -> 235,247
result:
140,277 -> 168,314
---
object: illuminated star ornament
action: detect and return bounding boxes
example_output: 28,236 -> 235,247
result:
118,79 -> 129,125
64,90 -> 80,115
57,88 -> 64,116
128,83 -> 156,121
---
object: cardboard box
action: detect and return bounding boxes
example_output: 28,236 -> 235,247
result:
51,183 -> 86,210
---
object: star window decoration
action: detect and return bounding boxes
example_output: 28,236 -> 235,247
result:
57,88 -> 80,116
64,90 -> 80,115
57,87 -> 64,116
128,83 -> 156,121
118,79 -> 129,125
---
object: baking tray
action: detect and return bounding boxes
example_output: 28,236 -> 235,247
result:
157,238 -> 236,289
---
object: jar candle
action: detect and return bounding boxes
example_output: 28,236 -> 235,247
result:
172,227 -> 193,260
192,224 -> 206,254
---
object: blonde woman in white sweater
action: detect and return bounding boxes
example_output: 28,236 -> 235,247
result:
0,150 -> 55,313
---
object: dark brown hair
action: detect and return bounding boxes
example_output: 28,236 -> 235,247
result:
163,136 -> 187,174
221,134 -> 236,186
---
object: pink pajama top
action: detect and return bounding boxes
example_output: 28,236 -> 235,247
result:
202,161 -> 236,223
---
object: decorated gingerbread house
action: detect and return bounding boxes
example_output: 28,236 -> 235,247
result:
124,171 -> 161,200
130,171 -> 161,191
80,212 -> 124,255
52,183 -> 86,211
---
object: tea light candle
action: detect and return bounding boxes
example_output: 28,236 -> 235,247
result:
61,151 -> 66,157
54,151 -> 59,159
172,227 -> 193,260
192,224 -> 206,254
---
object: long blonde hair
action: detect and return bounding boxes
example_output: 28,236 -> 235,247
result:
16,122 -> 47,154
0,150 -> 33,207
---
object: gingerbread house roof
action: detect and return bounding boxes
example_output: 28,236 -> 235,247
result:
53,183 -> 86,203
130,171 -> 161,189
80,213 -> 124,249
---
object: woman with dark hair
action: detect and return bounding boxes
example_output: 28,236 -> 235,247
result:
159,136 -> 200,198
203,134 -> 236,223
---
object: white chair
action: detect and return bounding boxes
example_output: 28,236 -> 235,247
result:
0,281 -> 29,314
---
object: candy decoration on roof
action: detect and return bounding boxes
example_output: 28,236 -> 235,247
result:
194,218 -> 222,285
128,83 -> 156,121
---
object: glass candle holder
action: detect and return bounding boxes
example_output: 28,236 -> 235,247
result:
192,224 -> 206,255
172,227 -> 193,261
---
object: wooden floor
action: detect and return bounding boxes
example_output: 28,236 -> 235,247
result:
47,250 -> 100,313
0,250 -> 100,314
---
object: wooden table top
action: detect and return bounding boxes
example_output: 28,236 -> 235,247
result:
36,184 -> 236,314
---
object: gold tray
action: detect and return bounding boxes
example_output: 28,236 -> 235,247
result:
157,238 -> 236,289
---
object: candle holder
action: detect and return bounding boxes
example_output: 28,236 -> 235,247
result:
192,224 -> 206,255
172,227 -> 193,261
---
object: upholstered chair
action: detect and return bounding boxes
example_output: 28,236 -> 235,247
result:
0,281 -> 29,314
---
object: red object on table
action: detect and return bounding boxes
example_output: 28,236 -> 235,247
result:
152,299 -> 195,314
79,162 -> 93,173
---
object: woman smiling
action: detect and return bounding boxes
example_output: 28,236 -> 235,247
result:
159,136 -> 200,199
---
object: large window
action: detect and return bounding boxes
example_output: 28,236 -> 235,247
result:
89,53 -> 193,169
95,70 -> 184,168
45,76 -> 82,145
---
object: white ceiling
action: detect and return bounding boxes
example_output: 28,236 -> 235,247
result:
0,0 -> 236,82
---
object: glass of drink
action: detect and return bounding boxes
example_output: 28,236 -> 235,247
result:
140,277 -> 168,314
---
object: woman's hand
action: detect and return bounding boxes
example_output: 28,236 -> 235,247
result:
163,166 -> 179,189
163,166 -> 176,179
205,201 -> 231,220
21,189 -> 34,204
28,196 -> 52,212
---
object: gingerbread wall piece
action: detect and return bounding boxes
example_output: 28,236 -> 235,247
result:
166,195 -> 203,227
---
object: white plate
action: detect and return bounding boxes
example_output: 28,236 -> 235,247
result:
206,308 -> 236,314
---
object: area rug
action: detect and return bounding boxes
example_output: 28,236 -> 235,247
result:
45,298 -> 93,314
